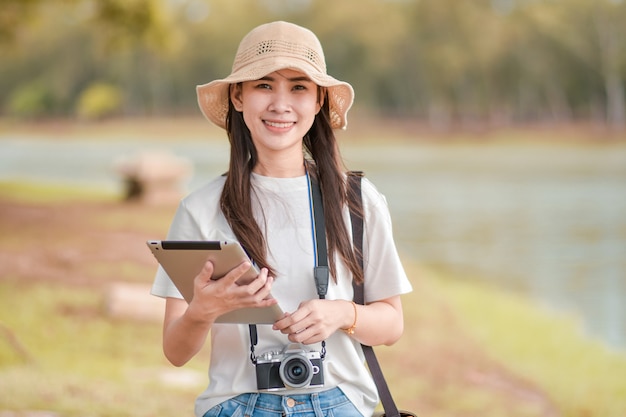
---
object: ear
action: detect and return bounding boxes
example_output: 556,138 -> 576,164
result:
230,84 -> 244,112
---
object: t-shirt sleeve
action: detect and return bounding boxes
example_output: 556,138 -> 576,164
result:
360,178 -> 413,302
150,199 -> 203,299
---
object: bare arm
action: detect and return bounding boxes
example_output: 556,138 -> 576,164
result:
273,295 -> 404,347
162,261 -> 276,366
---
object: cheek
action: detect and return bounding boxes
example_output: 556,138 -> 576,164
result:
243,114 -> 257,132
239,97 -> 263,120
304,96 -> 322,117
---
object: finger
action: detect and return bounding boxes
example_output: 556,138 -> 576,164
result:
284,303 -> 312,326
194,261 -> 215,286
276,316 -> 313,336
241,268 -> 269,295
288,326 -> 323,344
256,273 -> 275,300
254,276 -> 278,306
255,295 -> 279,308
272,312 -> 293,331
222,261 -> 255,286
273,302 -> 315,333
230,273 -> 278,309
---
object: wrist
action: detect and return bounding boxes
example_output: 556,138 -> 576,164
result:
341,300 -> 358,335
184,302 -> 217,326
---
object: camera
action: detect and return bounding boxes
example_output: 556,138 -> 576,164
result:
255,343 -> 324,391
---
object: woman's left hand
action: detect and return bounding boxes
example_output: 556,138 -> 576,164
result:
272,299 -> 354,345
273,296 -> 404,346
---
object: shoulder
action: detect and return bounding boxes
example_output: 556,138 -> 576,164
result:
180,175 -> 226,209
166,175 -> 229,240
348,173 -> 388,209
173,175 -> 226,224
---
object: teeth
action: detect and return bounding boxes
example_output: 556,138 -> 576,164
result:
265,121 -> 293,128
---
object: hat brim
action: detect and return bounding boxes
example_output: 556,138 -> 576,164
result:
197,58 -> 354,130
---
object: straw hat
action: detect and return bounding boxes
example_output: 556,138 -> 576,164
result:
196,21 -> 354,130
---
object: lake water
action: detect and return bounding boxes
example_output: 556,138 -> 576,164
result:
1,135 -> 625,350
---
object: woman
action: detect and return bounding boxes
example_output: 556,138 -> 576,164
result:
151,21 -> 412,417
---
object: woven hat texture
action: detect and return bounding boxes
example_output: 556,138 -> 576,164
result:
197,21 -> 354,130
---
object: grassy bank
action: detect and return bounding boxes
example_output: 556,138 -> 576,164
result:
429,266 -> 626,416
0,181 -> 120,204
0,281 -> 206,417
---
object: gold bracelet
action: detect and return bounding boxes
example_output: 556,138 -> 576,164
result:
342,301 -> 357,335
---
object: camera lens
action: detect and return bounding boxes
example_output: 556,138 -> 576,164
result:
279,354 -> 313,388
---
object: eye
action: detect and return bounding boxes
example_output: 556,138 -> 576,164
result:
255,83 -> 272,90
292,84 -> 307,91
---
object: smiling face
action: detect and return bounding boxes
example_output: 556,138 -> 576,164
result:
230,69 -> 323,176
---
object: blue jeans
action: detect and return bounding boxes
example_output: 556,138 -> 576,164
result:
202,387 -> 363,417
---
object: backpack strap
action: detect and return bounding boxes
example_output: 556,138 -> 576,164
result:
347,171 -> 364,296
347,170 -> 402,417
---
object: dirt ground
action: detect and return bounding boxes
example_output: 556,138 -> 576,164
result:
0,196 -> 562,417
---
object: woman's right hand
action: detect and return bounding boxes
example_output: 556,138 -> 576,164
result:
185,260 -> 276,324
162,260 -> 276,366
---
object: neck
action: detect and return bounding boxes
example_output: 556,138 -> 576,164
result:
253,153 -> 306,178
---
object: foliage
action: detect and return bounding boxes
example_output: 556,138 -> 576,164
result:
0,0 -> 625,127
89,0 -> 172,51
0,0 -> 40,43
75,82 -> 124,120
5,81 -> 56,119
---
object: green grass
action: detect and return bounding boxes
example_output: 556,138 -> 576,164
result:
0,180 -> 120,204
0,280 -> 208,417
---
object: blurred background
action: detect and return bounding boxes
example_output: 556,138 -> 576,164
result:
2,0 -> 626,127
1,1 -> 626,416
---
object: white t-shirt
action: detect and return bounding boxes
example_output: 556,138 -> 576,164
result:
151,173 -> 412,417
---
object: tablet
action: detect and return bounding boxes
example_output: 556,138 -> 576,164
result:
147,240 -> 283,324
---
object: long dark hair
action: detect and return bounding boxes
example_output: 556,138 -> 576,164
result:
220,88 -> 364,284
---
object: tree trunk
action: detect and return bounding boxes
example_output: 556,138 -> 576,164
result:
605,72 -> 626,130
593,5 -> 626,130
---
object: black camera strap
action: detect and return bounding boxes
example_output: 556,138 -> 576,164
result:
249,166 -> 328,364
308,170 -> 330,300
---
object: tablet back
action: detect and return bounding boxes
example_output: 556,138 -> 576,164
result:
147,240 -> 283,324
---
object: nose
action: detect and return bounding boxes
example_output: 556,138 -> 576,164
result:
268,89 -> 291,113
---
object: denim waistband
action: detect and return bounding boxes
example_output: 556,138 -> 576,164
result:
231,387 -> 351,414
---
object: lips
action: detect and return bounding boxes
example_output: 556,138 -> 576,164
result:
264,120 -> 295,128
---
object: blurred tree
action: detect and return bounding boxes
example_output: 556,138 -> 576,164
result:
75,82 -> 123,120
85,0 -> 183,116
0,0 -> 624,128
88,0 -> 172,52
593,1 -> 626,129
0,0 -> 41,43
523,0 -> 626,128
306,0 -> 414,108
410,0 -> 491,127
6,81 -> 56,118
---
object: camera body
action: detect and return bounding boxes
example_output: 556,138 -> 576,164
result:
255,343 -> 324,391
